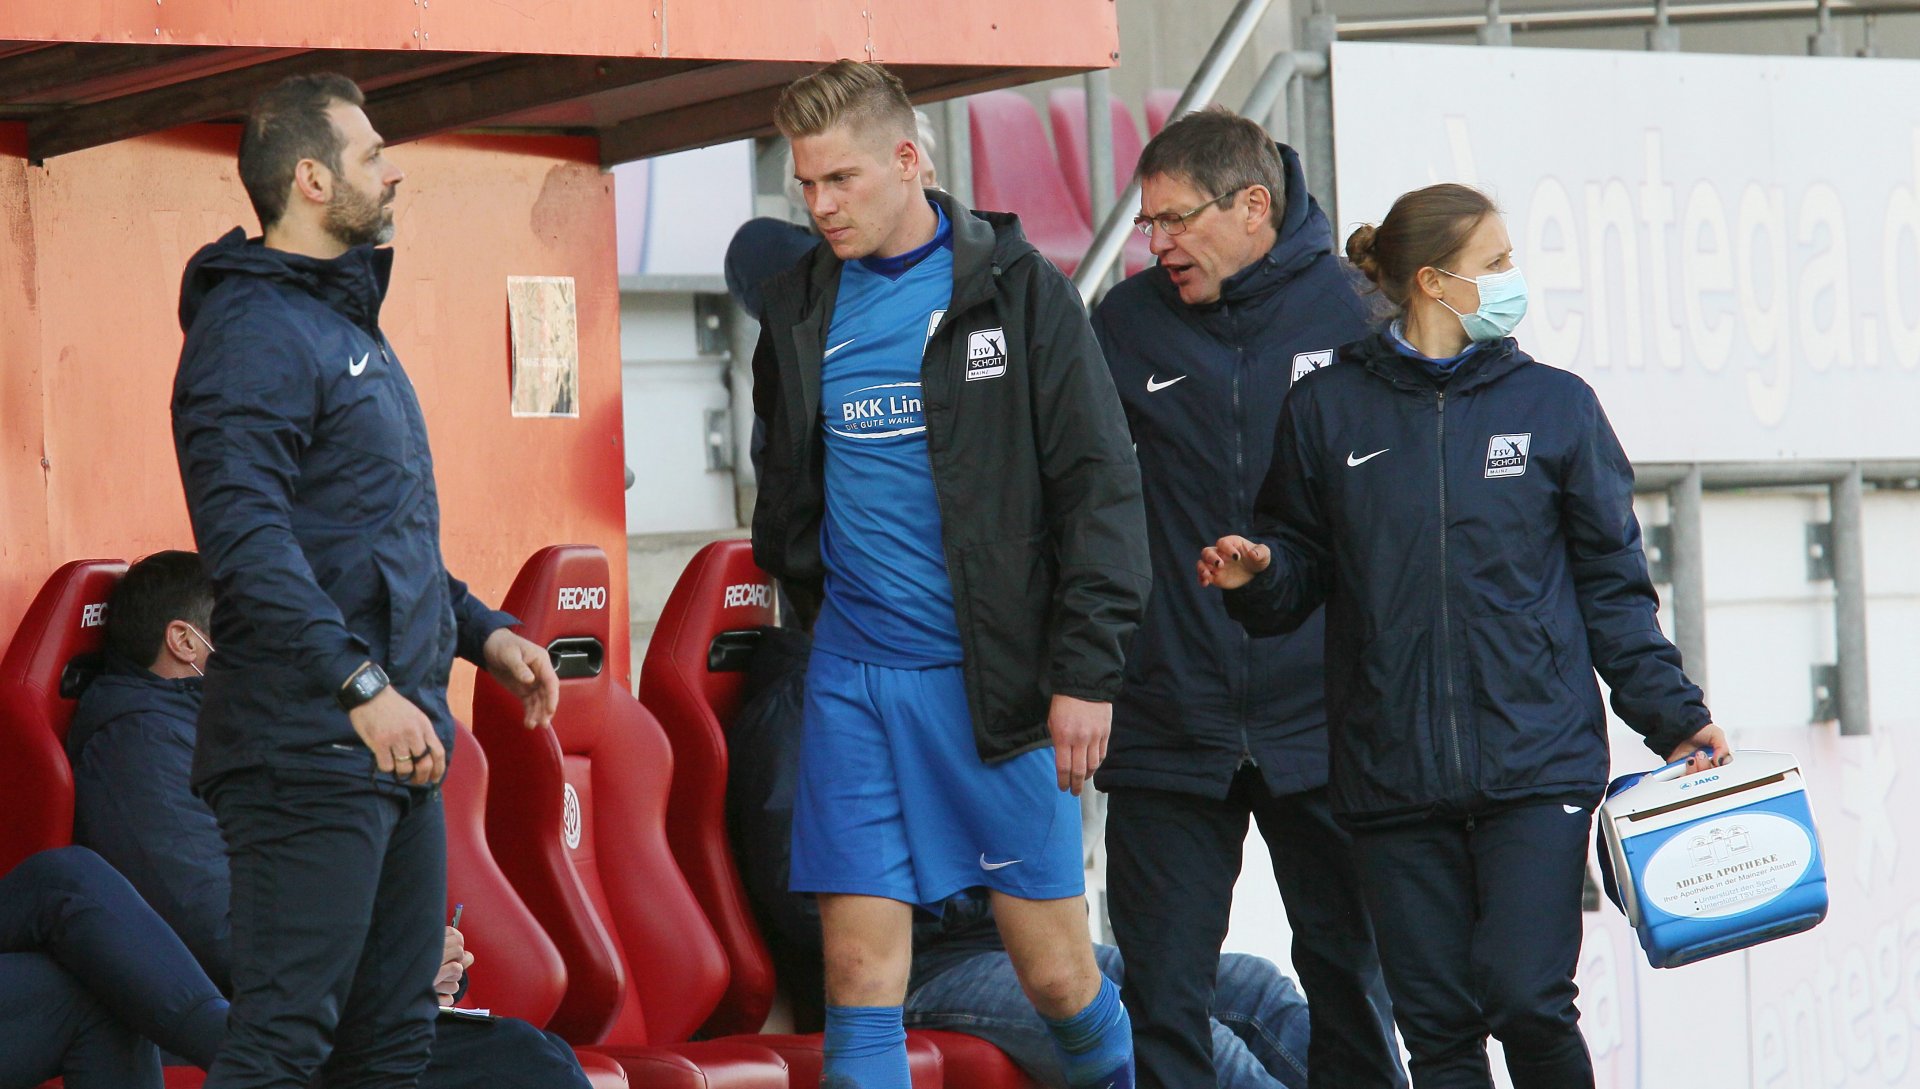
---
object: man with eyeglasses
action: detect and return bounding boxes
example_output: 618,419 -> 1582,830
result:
1090,107 -> 1405,1089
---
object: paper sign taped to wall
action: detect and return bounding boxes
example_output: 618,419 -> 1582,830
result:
507,276 -> 579,419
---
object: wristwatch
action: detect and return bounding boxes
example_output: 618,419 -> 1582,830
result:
337,661 -> 391,711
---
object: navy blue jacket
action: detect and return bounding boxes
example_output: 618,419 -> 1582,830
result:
1091,144 -> 1374,799
67,662 -> 232,989
1224,332 -> 1712,827
172,230 -> 516,787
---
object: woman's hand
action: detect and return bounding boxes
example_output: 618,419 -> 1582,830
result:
1198,535 -> 1272,590
1667,723 -> 1730,774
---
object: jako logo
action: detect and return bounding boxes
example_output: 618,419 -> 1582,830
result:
1680,774 -> 1721,791
724,582 -> 773,609
556,586 -> 607,611
80,602 -> 109,629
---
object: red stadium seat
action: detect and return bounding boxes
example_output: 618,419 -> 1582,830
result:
7,560 -> 196,1089
1046,88 -> 1152,277
443,719 -> 570,1027
638,540 -> 778,1038
639,541 -> 1043,1089
1144,89 -> 1184,136
0,558 -> 125,876
440,718 -> 630,1087
969,91 -> 1091,275
471,545 -> 790,1087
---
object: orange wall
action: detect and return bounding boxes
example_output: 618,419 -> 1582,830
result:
0,123 -> 631,704
0,1 -> 1116,68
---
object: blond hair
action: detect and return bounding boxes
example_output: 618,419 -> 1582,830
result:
774,59 -> 917,146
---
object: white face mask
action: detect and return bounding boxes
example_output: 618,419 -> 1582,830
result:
181,622 -> 215,677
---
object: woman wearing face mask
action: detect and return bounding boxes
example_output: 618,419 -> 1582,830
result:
1195,183 -> 1725,1089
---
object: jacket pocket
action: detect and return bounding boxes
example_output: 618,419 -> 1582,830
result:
1332,625 -> 1443,816
1466,612 -> 1603,796
329,371 -> 419,469
955,532 -> 1054,749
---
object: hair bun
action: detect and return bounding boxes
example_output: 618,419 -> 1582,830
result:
1345,224 -> 1382,283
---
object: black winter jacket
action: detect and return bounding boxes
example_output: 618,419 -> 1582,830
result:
172,230 -> 516,787
68,662 -> 232,988
1225,333 -> 1711,826
750,190 -> 1151,762
1092,143 -> 1373,799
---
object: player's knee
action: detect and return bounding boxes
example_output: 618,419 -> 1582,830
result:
823,942 -> 910,1004
1016,954 -> 1099,1019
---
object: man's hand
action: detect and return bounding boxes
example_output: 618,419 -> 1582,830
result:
483,628 -> 561,730
1198,535 -> 1272,591
1668,723 -> 1731,775
1049,694 -> 1111,797
436,926 -> 475,1006
349,688 -> 444,786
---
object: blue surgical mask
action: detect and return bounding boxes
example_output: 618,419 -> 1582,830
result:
1438,265 -> 1528,342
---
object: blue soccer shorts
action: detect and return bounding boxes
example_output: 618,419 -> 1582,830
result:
789,646 -> 1085,908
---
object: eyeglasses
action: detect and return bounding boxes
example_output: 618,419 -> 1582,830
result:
1132,186 -> 1249,238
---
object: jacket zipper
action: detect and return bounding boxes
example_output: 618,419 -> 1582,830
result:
1228,306 -> 1255,769
1436,389 -> 1464,793
920,274 -> 987,723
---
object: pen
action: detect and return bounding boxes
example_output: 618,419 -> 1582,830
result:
450,903 -> 464,928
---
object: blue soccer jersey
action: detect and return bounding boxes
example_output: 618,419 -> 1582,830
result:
812,203 -> 963,669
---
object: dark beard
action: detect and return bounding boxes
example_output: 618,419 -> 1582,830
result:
325,183 -> 395,248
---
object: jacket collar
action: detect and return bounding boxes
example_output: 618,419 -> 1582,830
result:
930,187 -> 1014,313
1350,330 -> 1532,394
792,187 -> 1038,327
64,655 -> 204,758
179,227 -> 394,334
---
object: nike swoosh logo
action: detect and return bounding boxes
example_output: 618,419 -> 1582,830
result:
1346,448 -> 1389,467
1146,374 -> 1186,393
824,339 -> 857,359
1563,804 -> 1584,815
348,352 -> 369,377
979,854 -> 1023,871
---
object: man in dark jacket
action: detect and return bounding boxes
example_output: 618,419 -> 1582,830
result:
170,73 -> 558,1089
1090,109 -> 1403,1089
67,551 -> 589,1089
752,61 -> 1150,1089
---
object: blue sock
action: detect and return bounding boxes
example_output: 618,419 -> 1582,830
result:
1042,976 -> 1134,1089
823,1004 -> 911,1089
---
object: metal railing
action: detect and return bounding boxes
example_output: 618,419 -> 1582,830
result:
1338,0 -> 1920,39
1633,462 -> 1920,737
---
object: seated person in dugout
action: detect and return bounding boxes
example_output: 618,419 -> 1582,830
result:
65,550 -> 591,1089
726,624 -> 1313,1089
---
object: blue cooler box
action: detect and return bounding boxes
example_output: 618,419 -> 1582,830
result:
1597,750 -> 1827,969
